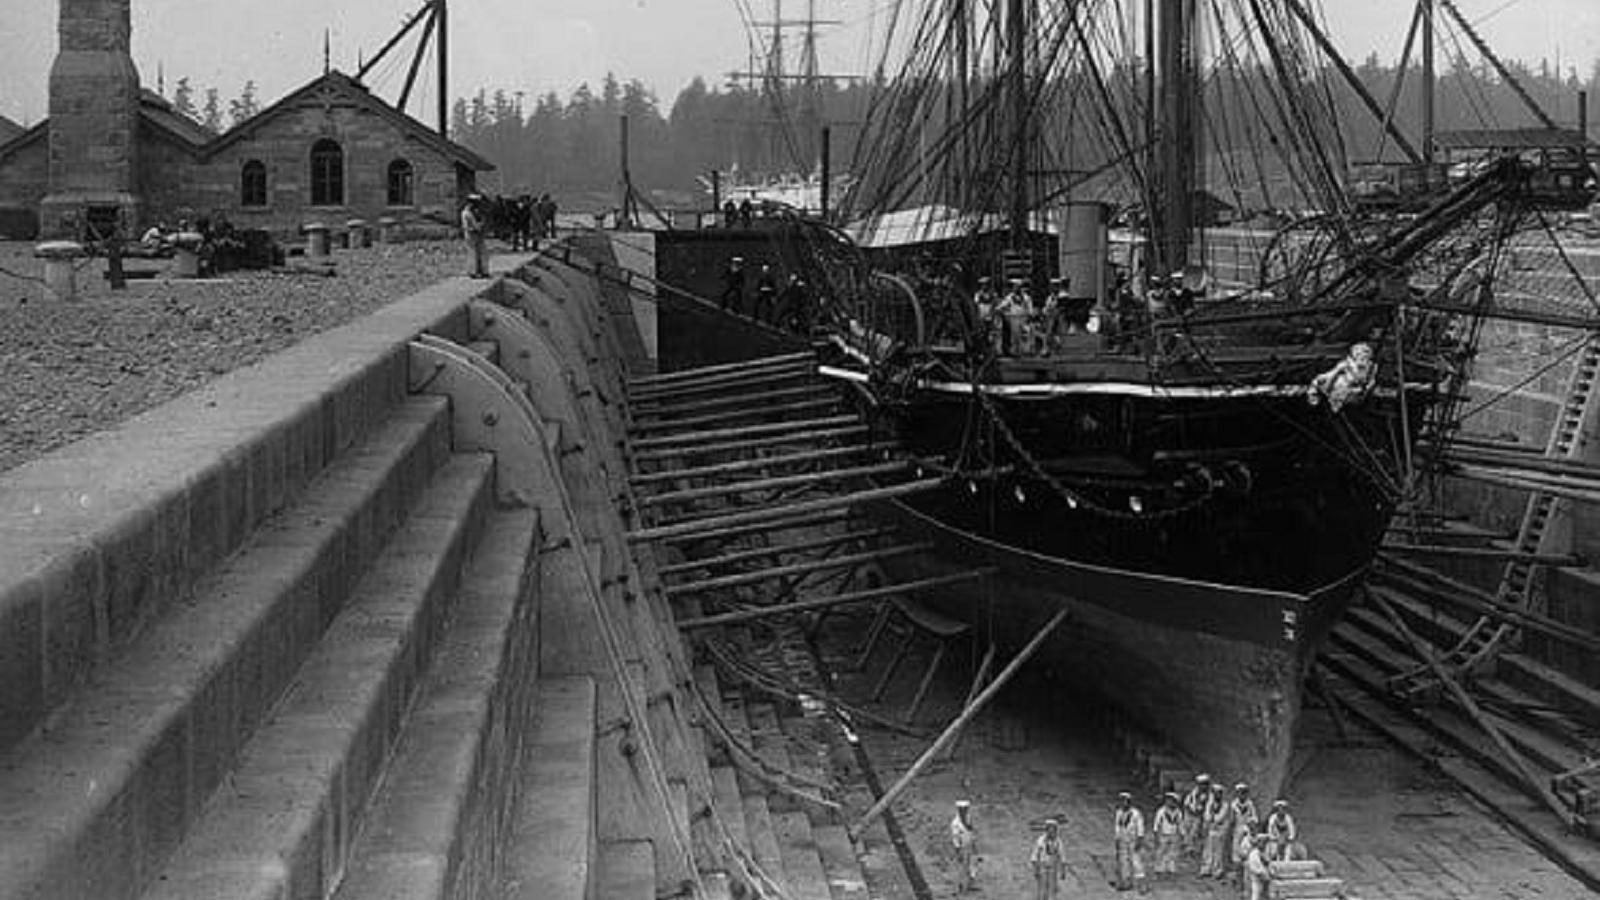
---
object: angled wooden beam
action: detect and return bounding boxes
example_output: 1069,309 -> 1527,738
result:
658,527 -> 898,576
629,351 -> 816,388
675,568 -> 997,630
849,608 -> 1070,839
631,415 -> 861,451
634,383 -> 837,420
632,397 -> 840,435
631,425 -> 871,464
642,460 -> 910,511
631,443 -> 877,486
665,543 -> 934,597
628,478 -> 943,543
631,368 -> 821,405
654,508 -> 857,547
1381,542 -> 1584,567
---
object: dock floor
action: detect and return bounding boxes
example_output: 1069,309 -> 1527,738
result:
815,612 -> 1591,899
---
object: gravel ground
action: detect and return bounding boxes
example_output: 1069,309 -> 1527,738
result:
0,240 -> 474,474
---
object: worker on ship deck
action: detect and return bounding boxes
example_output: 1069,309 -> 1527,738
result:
1151,792 -> 1183,879
1181,774 -> 1211,864
719,256 -> 746,315
1112,791 -> 1148,893
1199,780 -> 1232,878
950,799 -> 978,892
997,278 -> 1032,356
1030,817 -> 1066,900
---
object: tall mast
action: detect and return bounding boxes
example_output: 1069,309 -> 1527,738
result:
1421,0 -> 1434,162
1155,0 -> 1197,278
436,0 -> 448,137
1008,0 -> 1029,246
954,0 -> 969,181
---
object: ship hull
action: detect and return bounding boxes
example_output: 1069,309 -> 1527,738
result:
873,495 -> 1364,798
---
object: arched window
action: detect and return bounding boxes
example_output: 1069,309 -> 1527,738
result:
387,159 -> 414,206
310,139 -> 343,206
240,160 -> 267,207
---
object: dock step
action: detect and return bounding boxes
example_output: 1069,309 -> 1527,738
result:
140,453 -> 496,900
597,840 -> 656,900
331,507 -> 541,900
500,676 -> 599,900
0,399 -> 454,900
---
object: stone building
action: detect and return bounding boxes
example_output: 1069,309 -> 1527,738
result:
0,116 -> 21,145
0,0 -> 491,239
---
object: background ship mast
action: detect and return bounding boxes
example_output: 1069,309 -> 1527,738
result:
1152,0 -> 1199,281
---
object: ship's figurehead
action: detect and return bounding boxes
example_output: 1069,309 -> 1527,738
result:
1307,342 -> 1377,412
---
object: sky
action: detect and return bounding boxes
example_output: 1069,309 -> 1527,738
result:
1,0 -> 1597,126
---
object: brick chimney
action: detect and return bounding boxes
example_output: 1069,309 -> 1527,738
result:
40,0 -> 144,238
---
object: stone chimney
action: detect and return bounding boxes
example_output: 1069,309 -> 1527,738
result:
39,0 -> 144,238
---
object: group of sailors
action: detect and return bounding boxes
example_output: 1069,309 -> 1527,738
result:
949,774 -> 1303,899
718,256 -> 812,330
971,275 -> 1101,357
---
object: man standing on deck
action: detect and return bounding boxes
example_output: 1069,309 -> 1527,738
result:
1200,781 -> 1233,878
461,195 -> 488,279
1112,792 -> 1148,893
1182,774 -> 1212,865
1030,818 -> 1066,900
951,800 -> 978,893
1151,792 -> 1184,878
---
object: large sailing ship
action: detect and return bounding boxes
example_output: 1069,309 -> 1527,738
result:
652,0 -> 1598,796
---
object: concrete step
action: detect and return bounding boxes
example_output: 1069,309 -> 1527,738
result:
332,506 -> 542,900
712,766 -> 751,850
500,676 -> 599,900
771,810 -> 833,900
1268,876 -> 1346,898
597,840 -> 655,900
741,793 -> 789,888
0,398 -> 454,900
139,453 -> 496,900
812,824 -> 871,900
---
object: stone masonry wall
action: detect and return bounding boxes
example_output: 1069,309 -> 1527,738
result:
190,98 -> 465,236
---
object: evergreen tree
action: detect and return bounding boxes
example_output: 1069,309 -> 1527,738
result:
228,81 -> 260,126
173,77 -> 196,120
202,88 -> 223,132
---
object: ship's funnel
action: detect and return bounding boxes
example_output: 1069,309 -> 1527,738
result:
1060,202 -> 1110,309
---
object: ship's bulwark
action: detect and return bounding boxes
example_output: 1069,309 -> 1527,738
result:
876,497 -> 1366,799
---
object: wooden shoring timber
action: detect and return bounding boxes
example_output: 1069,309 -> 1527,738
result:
631,368 -> 823,407
633,383 -> 838,421
1373,558 -> 1600,654
701,637 -> 926,737
666,543 -> 934,597
631,443 -> 877,486
1367,590 -> 1577,827
1381,542 -> 1584,567
656,508 -> 856,547
658,526 -> 898,577
675,568 -> 997,630
628,351 -> 816,389
628,478 -> 944,544
641,460 -> 911,511
631,364 -> 817,402
1446,447 -> 1600,481
1452,465 -> 1600,505
631,397 -> 841,436
849,608 -> 1071,839
631,425 -> 872,464
1382,524 -> 1509,541
630,414 -> 860,451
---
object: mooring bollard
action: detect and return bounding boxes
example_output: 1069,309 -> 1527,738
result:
34,240 -> 84,301
305,222 -> 329,257
346,218 -> 371,249
377,216 -> 399,245
172,231 -> 205,278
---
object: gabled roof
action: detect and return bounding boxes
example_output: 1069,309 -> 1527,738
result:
0,120 -> 46,164
0,114 -> 22,145
139,88 -> 215,147
1435,128 -> 1600,152
203,70 -> 493,171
